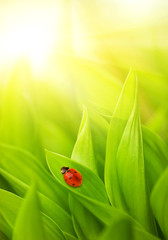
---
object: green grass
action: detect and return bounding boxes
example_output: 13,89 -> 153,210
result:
0,67 -> 168,240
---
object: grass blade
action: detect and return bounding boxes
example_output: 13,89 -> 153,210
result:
69,194 -> 104,240
105,69 -> 156,233
46,150 -> 109,204
0,169 -> 76,236
89,109 -> 109,181
0,189 -> 67,240
98,218 -> 132,240
71,106 -> 97,174
0,144 -> 69,212
142,126 -> 168,191
12,184 -> 45,240
151,167 -> 168,240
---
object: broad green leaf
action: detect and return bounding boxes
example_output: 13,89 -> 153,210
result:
105,69 -> 156,233
69,194 -> 104,240
0,212 -> 12,240
0,63 -> 45,166
0,168 -> 28,197
46,149 -> 158,239
47,149 -> 148,234
0,187 -> 157,240
98,219 -> 160,240
89,108 -> 109,181
0,189 -> 67,240
0,169 -> 76,236
70,106 -> 109,239
72,192 -> 142,229
133,228 -> 161,240
63,232 -> 78,240
46,149 -> 150,231
69,108 -> 109,240
0,143 -> 69,212
46,150 -> 109,204
0,190 -> 19,228
72,194 -> 160,240
0,174 -> 14,192
12,184 -> 45,240
151,167 -> 168,240
105,69 -> 138,206
71,105 -> 97,174
42,217 -> 67,240
0,231 -> 9,240
142,126 -> 168,191
98,218 -> 133,240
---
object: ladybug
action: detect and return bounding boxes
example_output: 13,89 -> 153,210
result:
61,167 -> 83,187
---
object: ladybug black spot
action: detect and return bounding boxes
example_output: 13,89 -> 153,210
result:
74,171 -> 77,173
72,184 -> 75,186
69,176 -> 72,179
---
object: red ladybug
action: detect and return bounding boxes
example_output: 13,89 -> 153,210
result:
61,167 -> 83,187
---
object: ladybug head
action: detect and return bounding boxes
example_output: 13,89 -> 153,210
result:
61,166 -> 69,174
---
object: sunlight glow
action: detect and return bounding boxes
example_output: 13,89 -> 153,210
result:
0,4 -> 59,73
115,0 -> 156,23
0,0 -> 164,78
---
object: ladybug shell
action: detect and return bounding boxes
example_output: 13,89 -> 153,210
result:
63,168 -> 83,187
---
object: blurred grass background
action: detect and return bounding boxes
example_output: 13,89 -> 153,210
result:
0,0 -> 168,157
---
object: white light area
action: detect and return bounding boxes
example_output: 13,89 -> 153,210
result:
0,4 -> 61,74
113,0 -> 157,24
